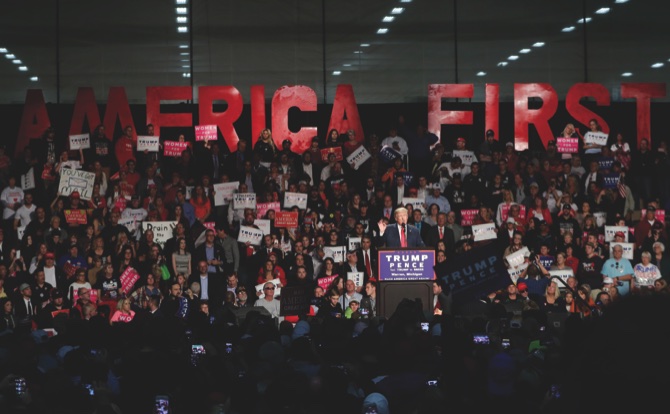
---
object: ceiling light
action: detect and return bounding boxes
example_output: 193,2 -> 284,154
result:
400,0 -> 412,3
382,16 -> 395,22
182,65 -> 190,68
180,52 -> 189,55
12,59 -> 21,64
0,48 -> 7,53
377,28 -> 388,34
18,66 -> 27,71
179,44 -> 189,48
508,55 -> 519,61
497,62 -> 508,67
177,26 -> 188,33
391,7 -> 405,14
476,72 -> 486,76
176,0 -> 188,4
5,54 -> 15,59
578,17 -> 592,23
177,16 -> 188,23
621,72 -> 633,77
176,7 -> 188,14
651,62 -> 664,68
30,76 -> 38,81
519,48 -> 531,54
562,26 -> 576,32
182,72 -> 191,78
181,59 -> 189,62
343,64 -> 352,67
354,50 -> 363,54
615,0 -> 629,3
595,7 -> 610,14
333,71 -> 341,75
360,43 -> 370,47
533,42 -> 545,47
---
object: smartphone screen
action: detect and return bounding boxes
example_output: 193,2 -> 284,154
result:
225,343 -> 233,354
154,396 -> 170,414
421,322 -> 429,332
502,338 -> 510,349
15,377 -> 26,396
191,345 -> 205,355
83,383 -> 95,396
473,334 -> 490,345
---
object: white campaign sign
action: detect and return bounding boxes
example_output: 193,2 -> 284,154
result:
549,269 -> 574,285
21,167 -> 35,190
213,182 -> 239,206
505,247 -> 530,269
605,226 -> 629,242
508,263 -> 528,284
584,131 -> 609,146
401,197 -> 426,213
137,136 -> 160,152
58,169 -> 95,200
118,217 -> 139,236
140,221 -> 177,247
346,146 -> 371,170
593,212 -> 607,228
233,193 -> 257,209
349,272 -> 365,288
238,226 -> 263,246
254,219 -> 271,235
609,243 -> 634,260
452,150 -> 477,166
323,246 -> 346,263
348,237 -> 362,251
284,192 -> 307,209
69,133 -> 90,150
472,223 -> 497,241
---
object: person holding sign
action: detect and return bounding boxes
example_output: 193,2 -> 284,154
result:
583,119 -> 605,163
376,207 -> 425,248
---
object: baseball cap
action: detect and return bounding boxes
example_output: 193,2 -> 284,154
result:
517,282 -> 528,292
505,142 -> 514,147
457,137 -> 466,143
20,283 -> 31,292
614,231 -> 626,238
45,252 -> 55,259
506,217 -> 515,224
51,289 -> 64,299
70,191 -> 80,199
529,182 -> 539,188
562,204 -> 572,211
486,129 -> 495,137
647,205 -> 657,211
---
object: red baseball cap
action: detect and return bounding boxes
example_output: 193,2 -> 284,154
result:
70,191 -> 80,199
517,282 -> 528,292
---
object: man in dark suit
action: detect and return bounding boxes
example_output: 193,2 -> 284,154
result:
356,235 -> 378,281
255,234 -> 284,271
189,260 -> 221,309
376,207 -> 425,248
14,283 -> 36,332
424,212 -> 455,253
581,160 -> 602,195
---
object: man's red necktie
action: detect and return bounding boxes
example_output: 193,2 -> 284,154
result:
365,251 -> 372,276
439,227 -> 443,239
400,225 -> 407,247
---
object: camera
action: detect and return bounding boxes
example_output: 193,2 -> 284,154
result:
426,380 -> 438,386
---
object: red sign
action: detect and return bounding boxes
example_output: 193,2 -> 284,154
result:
120,267 -> 140,295
195,124 -> 218,141
64,209 -> 87,224
460,209 -> 479,226
317,275 -> 338,291
51,309 -> 70,318
257,202 -> 281,219
320,147 -> 343,162
641,209 -> 666,223
556,137 -> 579,153
203,222 -> 216,230
164,141 -> 189,157
275,211 -> 299,228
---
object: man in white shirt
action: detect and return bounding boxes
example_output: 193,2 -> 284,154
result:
1,176 -> 24,220
339,279 -> 363,309
381,127 -> 408,156
43,252 -> 59,288
14,192 -> 36,230
255,282 -> 282,320
121,195 -> 148,223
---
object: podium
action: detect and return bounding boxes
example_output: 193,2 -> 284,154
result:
376,249 -> 436,319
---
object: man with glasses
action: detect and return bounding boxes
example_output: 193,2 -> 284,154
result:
254,282 -> 281,320
601,244 -> 634,296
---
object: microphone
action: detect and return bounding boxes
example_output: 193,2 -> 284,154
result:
401,223 -> 406,232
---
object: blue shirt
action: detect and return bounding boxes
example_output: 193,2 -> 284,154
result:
601,258 -> 634,296
199,275 -> 209,300
205,246 -> 216,273
180,202 -> 196,226
425,195 -> 451,214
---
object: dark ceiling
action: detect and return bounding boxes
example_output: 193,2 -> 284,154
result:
0,0 -> 668,104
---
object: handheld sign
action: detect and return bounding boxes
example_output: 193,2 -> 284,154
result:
69,133 -> 90,150
58,169 -> 95,200
284,192 -> 307,209
584,131 -> 608,146
460,209 -> 479,226
164,141 -> 189,157
195,125 -> 217,141
605,226 -> 629,242
275,211 -> 299,228
254,219 -> 271,235
348,237 -> 361,251
213,182 -> 239,206
472,223 -> 497,241
320,147 -> 343,162
323,246 -> 346,263
140,221 -> 177,247
137,136 -> 160,152
452,150 -> 477,166
233,193 -> 257,210
348,272 -> 364,288
21,168 -> 35,190
238,226 -> 263,246
64,209 -> 87,225
120,267 -> 140,295
280,285 -> 311,316
556,137 -> 579,153
346,146 -> 371,170
257,202 -> 281,218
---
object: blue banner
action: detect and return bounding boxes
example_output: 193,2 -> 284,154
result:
603,173 -> 620,189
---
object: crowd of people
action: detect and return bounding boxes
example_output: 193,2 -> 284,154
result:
0,117 -> 669,413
